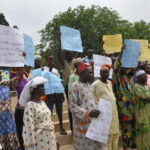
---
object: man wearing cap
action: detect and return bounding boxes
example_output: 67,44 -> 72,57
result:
68,63 -> 106,150
91,64 -> 119,150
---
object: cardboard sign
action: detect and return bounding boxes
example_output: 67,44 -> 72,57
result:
23,34 -> 35,67
0,25 -> 24,67
86,99 -> 112,144
103,34 -> 122,54
121,39 -> 140,68
132,39 -> 150,61
93,54 -> 112,78
60,26 -> 83,52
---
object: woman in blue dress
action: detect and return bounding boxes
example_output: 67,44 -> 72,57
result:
0,75 -> 20,150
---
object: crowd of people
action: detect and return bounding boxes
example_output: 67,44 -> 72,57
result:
0,45 -> 150,150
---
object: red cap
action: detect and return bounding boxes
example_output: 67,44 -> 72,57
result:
78,63 -> 91,73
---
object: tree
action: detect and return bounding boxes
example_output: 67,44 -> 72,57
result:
0,13 -> 9,26
38,5 -> 150,66
132,20 -> 150,40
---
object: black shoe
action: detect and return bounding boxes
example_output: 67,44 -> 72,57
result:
60,129 -> 67,135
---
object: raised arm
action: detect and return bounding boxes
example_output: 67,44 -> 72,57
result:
56,31 -> 65,67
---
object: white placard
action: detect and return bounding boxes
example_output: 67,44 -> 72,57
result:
0,25 -> 24,67
86,99 -> 112,144
93,54 -> 112,78
0,144 -> 2,149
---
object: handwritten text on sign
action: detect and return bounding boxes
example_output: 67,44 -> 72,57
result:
0,25 -> 24,67
86,99 -> 112,144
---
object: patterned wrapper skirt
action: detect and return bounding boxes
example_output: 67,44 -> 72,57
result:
0,99 -> 20,150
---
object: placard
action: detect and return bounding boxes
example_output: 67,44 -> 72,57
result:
0,25 -> 24,67
60,26 -> 83,52
121,39 -> 140,68
93,54 -> 112,78
23,34 -> 35,67
103,34 -> 122,54
132,39 -> 150,61
86,99 -> 112,144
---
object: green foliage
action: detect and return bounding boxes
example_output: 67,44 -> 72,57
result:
132,21 -> 150,40
38,5 -> 150,66
0,13 -> 9,26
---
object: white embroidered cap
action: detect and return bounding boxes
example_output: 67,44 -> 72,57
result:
135,70 -> 146,77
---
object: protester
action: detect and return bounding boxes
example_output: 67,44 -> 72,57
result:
82,49 -> 94,64
14,67 -> 28,150
0,67 -> 28,150
32,66 -> 67,135
68,58 -> 82,89
34,55 -> 42,69
112,46 -> 136,150
63,51 -> 74,74
68,58 -> 82,133
68,62 -> 107,150
19,76 -> 57,150
10,67 -> 18,79
46,93 -> 67,135
44,55 -> 60,77
145,64 -> 150,88
133,70 -> 150,150
113,58 -> 136,150
98,49 -> 105,56
44,55 -> 67,135
0,72 -> 20,150
24,65 -> 32,78
60,51 -> 74,92
91,64 -> 119,150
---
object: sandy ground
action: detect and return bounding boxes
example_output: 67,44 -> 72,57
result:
61,144 -> 124,150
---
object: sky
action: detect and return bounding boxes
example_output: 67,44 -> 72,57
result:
0,0 -> 150,45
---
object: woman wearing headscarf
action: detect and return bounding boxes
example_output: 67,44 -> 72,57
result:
133,70 -> 150,150
113,59 -> 136,150
19,76 -> 57,150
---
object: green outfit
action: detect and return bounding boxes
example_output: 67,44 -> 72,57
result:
113,60 -> 136,148
133,83 -> 150,150
68,73 -> 79,89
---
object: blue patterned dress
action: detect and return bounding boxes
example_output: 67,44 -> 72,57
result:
0,85 -> 20,150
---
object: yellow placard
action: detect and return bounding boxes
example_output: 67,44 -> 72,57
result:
103,34 -> 122,54
132,39 -> 150,62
